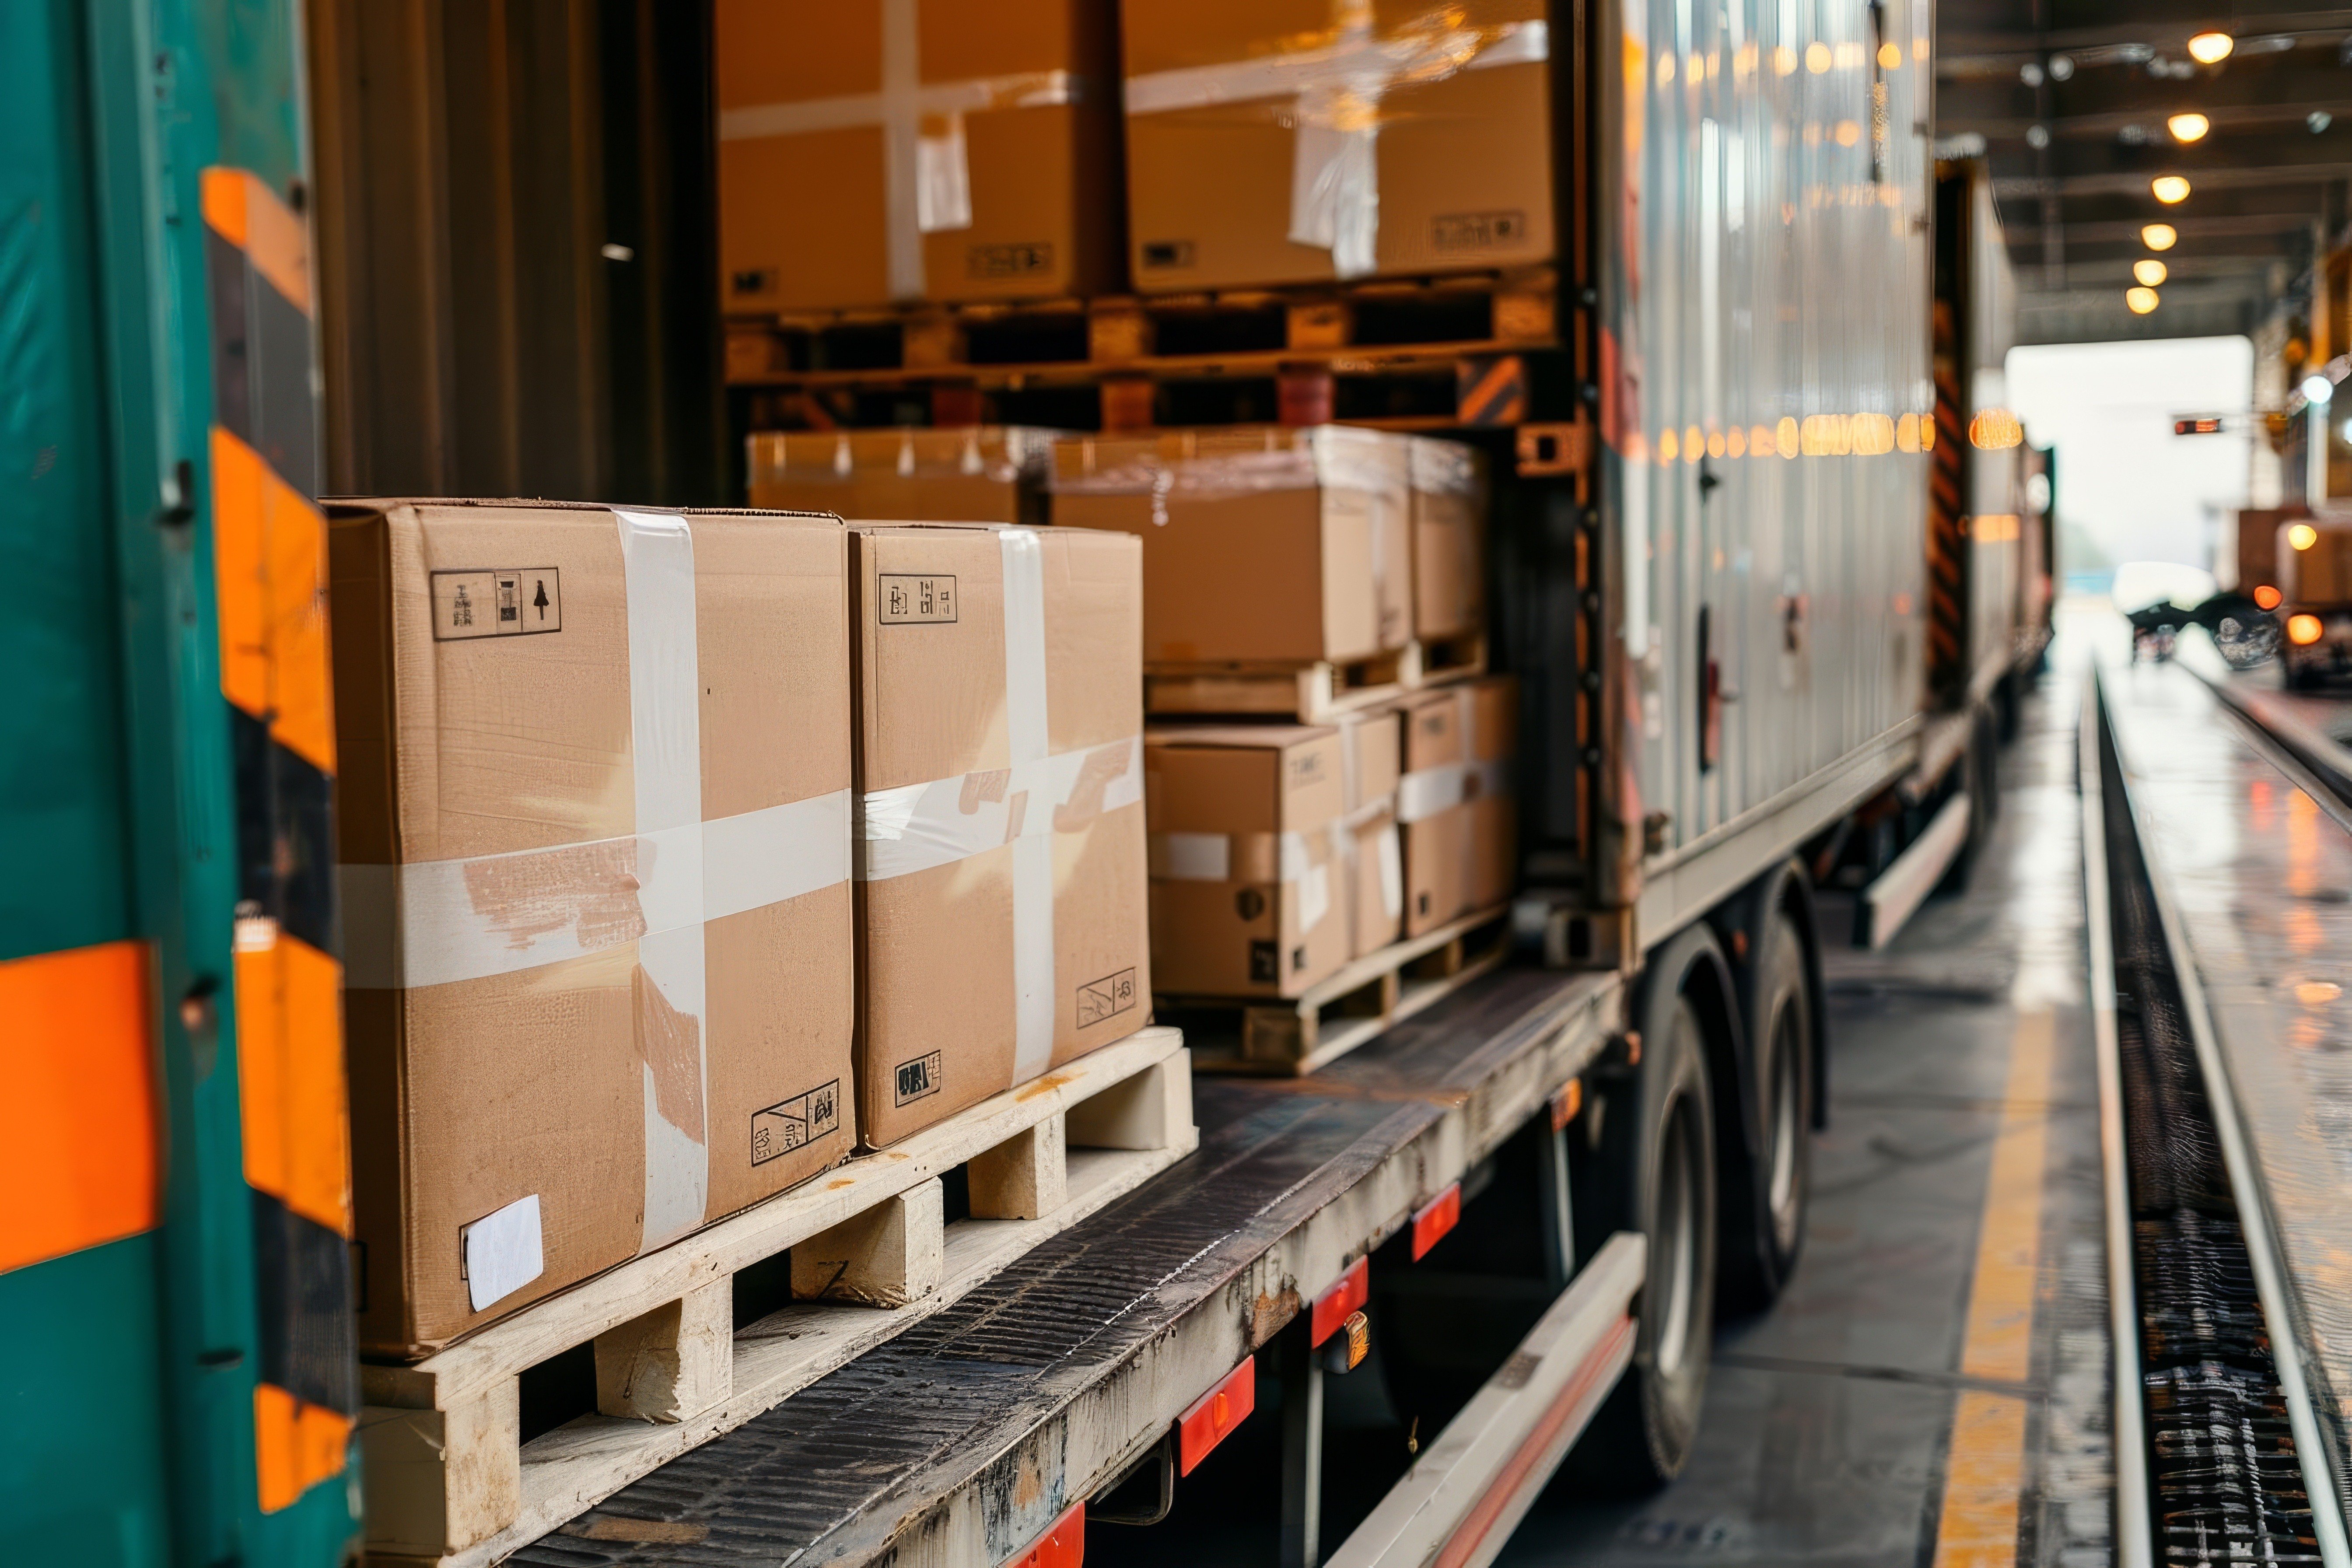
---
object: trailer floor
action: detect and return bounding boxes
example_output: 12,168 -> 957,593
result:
1502,674 -> 2117,1567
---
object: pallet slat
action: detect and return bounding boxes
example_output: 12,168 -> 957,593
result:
358,1028 -> 1195,1567
1169,906 -> 1515,1077
1144,635 -> 1489,724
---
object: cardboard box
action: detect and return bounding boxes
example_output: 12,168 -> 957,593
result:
1396,675 -> 1516,934
1410,438 -> 1487,642
1051,425 -> 1412,664
849,523 -> 1149,1145
716,0 -> 1122,311
748,427 -> 1063,525
1146,724 -> 1351,998
1335,708 -> 1404,959
1119,0 -> 1552,291
329,500 -> 856,1358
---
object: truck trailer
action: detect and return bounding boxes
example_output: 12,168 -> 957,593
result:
2,0 -> 2050,1563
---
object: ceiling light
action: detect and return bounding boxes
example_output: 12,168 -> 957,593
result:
2168,112 -> 2210,142
2142,223 -> 2179,250
2127,287 -> 2161,315
2314,111 -> 2335,134
2187,31 -> 2234,64
2135,259 -> 2169,286
2303,374 -> 2334,405
2049,53 -> 2075,80
2020,60 -> 2044,86
2026,124 -> 2050,149
2152,175 -> 2193,203
1878,42 -> 1900,68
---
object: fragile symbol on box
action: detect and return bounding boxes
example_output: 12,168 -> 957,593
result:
893,1050 -> 944,1107
968,242 -> 1053,279
750,1078 -> 842,1166
431,568 -> 563,640
1076,967 -> 1137,1027
878,574 -> 958,625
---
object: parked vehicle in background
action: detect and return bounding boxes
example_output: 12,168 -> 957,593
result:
2278,512 -> 2352,686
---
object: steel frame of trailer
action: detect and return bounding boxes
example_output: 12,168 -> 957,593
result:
513,967 -> 1637,1568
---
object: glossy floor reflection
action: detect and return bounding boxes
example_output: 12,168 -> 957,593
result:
1500,674 -> 2114,1567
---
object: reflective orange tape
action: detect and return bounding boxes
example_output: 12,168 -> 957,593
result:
0,941 -> 160,1275
210,426 -> 336,772
235,928 -> 353,1237
253,1380 -> 350,1513
202,166 -> 311,317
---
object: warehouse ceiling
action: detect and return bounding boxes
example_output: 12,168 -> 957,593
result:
1934,3 -> 2352,343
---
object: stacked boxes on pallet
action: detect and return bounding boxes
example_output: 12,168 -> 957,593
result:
1118,0 -> 1555,290
1397,675 -> 1519,936
1050,425 -> 1414,666
714,0 -> 1123,312
845,522 -> 1151,1144
330,503 -> 1149,1355
748,427 -> 1064,524
329,501 -> 858,1357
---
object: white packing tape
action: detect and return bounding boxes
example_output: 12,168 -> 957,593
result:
1156,830 -> 1232,881
1396,761 -> 1468,823
1001,528 -> 1056,1083
1123,16 -> 1547,280
862,737 -> 1144,879
1376,820 -> 1405,919
616,508 -> 710,1256
337,791 -> 852,990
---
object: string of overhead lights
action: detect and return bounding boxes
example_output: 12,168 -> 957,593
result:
2124,32 -> 2230,316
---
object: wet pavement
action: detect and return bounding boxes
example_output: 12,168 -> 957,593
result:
1502,672 -> 2116,1567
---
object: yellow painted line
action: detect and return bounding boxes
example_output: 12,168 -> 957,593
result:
1931,1006 -> 2055,1568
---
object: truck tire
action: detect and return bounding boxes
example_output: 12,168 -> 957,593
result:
1721,910 -> 1812,1309
1575,986 -> 1718,1488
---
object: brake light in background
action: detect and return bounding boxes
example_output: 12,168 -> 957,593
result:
2290,523 -> 2320,552
2254,585 -> 2283,610
2173,416 -> 2222,435
2289,614 -> 2324,645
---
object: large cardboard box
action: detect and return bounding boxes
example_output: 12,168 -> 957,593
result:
1146,724 -> 1350,998
1410,438 -> 1487,642
1335,708 -> 1404,959
716,0 -> 1121,311
748,427 -> 1062,525
330,500 -> 856,1358
1051,425 -> 1412,665
849,522 -> 1149,1145
1119,0 -> 1552,292
1396,675 -> 1517,934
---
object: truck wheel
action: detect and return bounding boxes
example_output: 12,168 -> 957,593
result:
1577,991 -> 1718,1488
1722,912 -> 1812,1309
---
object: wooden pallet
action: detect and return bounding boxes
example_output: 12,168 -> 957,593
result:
1144,634 -> 1490,723
726,267 -> 1556,382
1165,907 -> 1513,1077
360,1028 -> 1194,1568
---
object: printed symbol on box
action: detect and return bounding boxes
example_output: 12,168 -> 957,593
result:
751,1078 -> 843,1166
893,1050 -> 944,1107
1288,752 -> 1327,786
1076,967 -> 1137,1028
879,574 -> 958,625
970,242 -> 1053,279
1250,940 -> 1279,984
432,568 -> 562,640
1432,210 -> 1526,251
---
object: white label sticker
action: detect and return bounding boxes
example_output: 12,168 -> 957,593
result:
462,1194 -> 545,1313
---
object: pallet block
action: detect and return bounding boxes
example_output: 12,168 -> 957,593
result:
1166,908 -> 1513,1077
359,1027 -> 1195,1568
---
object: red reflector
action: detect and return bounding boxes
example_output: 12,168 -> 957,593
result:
1550,1079 -> 1583,1131
1004,1499 -> 1083,1568
1312,1257 -> 1370,1346
1411,1184 -> 1462,1260
1178,1358 -> 1256,1475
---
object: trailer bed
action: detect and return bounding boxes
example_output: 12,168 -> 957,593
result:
511,964 -> 1626,1566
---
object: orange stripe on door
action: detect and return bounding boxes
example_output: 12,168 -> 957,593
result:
235,928 -> 354,1237
210,426 -> 336,773
0,941 -> 160,1275
202,166 -> 312,317
253,1380 -> 351,1513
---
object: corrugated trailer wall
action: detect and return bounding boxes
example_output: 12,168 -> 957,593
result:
1598,0 -> 1932,900
305,0 -> 725,505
